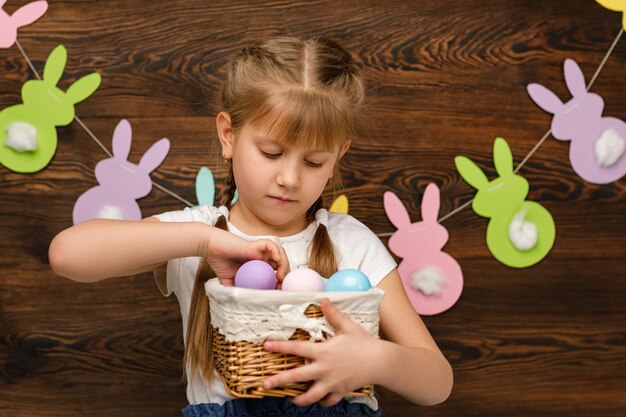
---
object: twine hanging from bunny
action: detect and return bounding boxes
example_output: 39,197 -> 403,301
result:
455,137 -> 556,268
527,59 -> 626,184
0,0 -> 48,49
384,183 -> 464,316
0,44 -> 101,173
72,119 -> 170,224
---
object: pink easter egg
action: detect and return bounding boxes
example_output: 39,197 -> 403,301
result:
281,268 -> 325,292
234,260 -> 277,290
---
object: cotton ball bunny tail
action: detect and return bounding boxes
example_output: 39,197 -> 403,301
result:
5,122 -> 37,152
595,128 -> 625,167
97,205 -> 125,220
508,208 -> 538,251
410,267 -> 446,295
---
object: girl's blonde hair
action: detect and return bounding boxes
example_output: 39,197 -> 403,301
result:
184,35 -> 367,385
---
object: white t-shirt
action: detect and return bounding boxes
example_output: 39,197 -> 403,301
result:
153,205 -> 397,410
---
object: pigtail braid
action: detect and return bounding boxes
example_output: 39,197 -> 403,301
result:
182,215 -> 228,385
306,197 -> 338,278
220,164 -> 237,209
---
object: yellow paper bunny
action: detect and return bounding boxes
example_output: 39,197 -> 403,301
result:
597,0 -> 626,29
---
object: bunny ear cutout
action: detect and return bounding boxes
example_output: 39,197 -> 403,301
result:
527,83 -> 563,114
384,191 -> 411,229
421,183 -> 440,223
597,0 -> 626,10
195,167 -> 215,206
43,45 -> 67,86
11,1 -> 48,28
329,194 -> 349,214
564,59 -> 587,97
66,72 -> 101,105
111,120 -> 132,160
454,156 -> 489,190
139,138 -> 170,173
493,137 -> 514,177
598,0 -> 626,29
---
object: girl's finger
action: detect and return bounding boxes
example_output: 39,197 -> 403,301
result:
319,392 -> 344,407
275,245 -> 290,281
290,381 -> 331,407
264,339 -> 316,358
219,277 -> 235,287
262,362 -> 319,391
320,298 -> 355,333
263,240 -> 281,262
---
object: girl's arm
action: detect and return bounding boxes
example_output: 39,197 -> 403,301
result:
374,268 -> 453,405
49,217 -> 290,284
49,217 -> 211,282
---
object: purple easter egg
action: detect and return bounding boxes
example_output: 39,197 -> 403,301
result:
234,260 -> 277,290
281,267 -> 325,292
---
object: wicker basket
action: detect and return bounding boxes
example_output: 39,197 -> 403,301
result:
205,278 -> 384,399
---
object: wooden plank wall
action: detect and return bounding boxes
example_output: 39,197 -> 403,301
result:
1,0 -> 625,416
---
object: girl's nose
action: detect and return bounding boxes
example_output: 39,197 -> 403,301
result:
276,160 -> 301,188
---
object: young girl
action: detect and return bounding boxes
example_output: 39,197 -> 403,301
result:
49,35 -> 453,417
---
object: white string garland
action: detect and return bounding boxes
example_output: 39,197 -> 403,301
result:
11,27 -> 624,234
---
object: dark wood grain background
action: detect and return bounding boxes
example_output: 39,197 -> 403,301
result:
1,0 -> 625,416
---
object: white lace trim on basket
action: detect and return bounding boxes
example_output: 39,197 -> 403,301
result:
205,278 -> 384,343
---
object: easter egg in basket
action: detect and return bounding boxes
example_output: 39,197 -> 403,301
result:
281,267 -> 325,292
234,260 -> 277,290
325,269 -> 371,292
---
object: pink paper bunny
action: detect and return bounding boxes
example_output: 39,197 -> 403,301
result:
72,119 -> 170,224
0,0 -> 48,49
527,59 -> 626,184
383,184 -> 464,316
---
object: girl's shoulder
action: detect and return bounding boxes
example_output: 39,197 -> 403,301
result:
325,210 -> 378,238
152,204 -> 228,225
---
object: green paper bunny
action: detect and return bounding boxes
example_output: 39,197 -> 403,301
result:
455,137 -> 555,268
0,44 -> 101,173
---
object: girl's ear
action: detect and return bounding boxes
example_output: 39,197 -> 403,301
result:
216,112 -> 235,159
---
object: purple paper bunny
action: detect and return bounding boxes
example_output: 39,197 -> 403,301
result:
72,119 -> 170,224
527,59 -> 626,184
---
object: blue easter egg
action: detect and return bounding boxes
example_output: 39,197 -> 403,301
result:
325,269 -> 371,292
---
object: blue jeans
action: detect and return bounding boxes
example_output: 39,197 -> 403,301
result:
182,397 -> 382,417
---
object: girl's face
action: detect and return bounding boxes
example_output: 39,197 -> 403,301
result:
217,112 -> 349,236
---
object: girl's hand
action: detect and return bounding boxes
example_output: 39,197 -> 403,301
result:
261,299 -> 383,407
202,227 -> 290,287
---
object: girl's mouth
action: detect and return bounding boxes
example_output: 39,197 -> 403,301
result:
269,196 -> 295,203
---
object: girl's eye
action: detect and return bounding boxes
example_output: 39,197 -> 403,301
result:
260,150 -> 281,159
305,160 -> 323,168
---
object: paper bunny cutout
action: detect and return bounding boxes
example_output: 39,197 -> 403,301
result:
0,0 -> 48,49
384,184 -> 464,316
72,120 -> 170,224
596,0 -> 626,30
194,167 -> 240,208
455,137 -> 556,268
195,167 -> 215,206
329,194 -> 349,213
0,44 -> 101,173
527,59 -> 626,184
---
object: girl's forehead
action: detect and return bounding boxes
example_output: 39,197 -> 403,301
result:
244,126 -> 338,154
